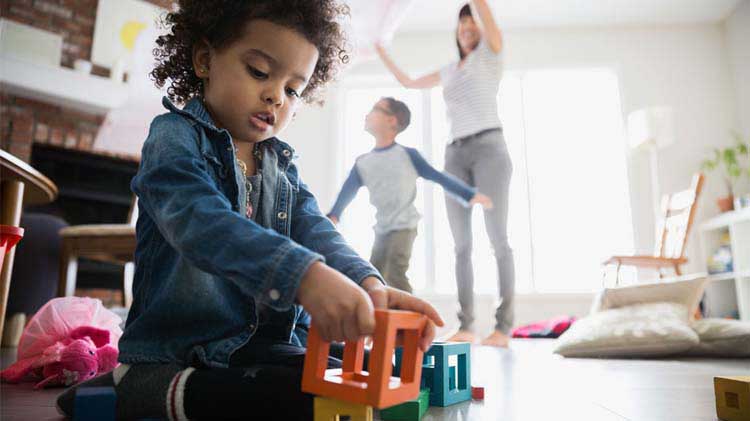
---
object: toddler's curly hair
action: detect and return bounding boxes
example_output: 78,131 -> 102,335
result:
151,0 -> 350,104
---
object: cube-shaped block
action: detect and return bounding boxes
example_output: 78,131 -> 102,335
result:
379,388 -> 430,421
303,309 -> 428,409
314,396 -> 373,421
714,376 -> 750,421
471,386 -> 484,400
422,342 -> 471,406
74,386 -> 116,421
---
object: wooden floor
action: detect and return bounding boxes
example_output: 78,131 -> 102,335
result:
1,340 -> 747,420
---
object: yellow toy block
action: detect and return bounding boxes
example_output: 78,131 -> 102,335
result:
714,376 -> 750,421
314,396 -> 373,421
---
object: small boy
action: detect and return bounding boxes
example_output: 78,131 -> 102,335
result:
328,97 -> 492,293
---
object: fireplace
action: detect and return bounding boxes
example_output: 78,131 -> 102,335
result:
27,143 -> 139,290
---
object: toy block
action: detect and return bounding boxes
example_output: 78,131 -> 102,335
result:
393,346 -> 403,376
314,396 -> 373,421
379,388 -> 430,421
74,386 -> 116,421
471,386 -> 484,400
422,342 -> 471,406
303,309 -> 427,409
714,376 -> 750,421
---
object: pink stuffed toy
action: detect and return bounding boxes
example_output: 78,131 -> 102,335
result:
0,297 -> 122,388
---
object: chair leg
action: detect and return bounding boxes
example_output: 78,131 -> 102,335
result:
615,263 -> 622,286
123,262 -> 135,308
674,264 -> 682,276
58,246 -> 78,297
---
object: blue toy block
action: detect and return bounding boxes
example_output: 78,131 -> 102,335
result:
420,365 -> 433,390
422,342 -> 471,406
74,386 -> 116,421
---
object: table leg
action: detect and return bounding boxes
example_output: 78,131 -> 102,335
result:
1,180 -> 24,347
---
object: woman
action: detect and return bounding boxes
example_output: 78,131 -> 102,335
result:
376,0 -> 514,347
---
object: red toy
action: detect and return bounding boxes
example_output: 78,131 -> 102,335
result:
0,297 -> 121,388
471,386 -> 484,400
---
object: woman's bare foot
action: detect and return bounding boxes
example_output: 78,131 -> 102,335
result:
480,330 -> 510,348
444,329 -> 477,343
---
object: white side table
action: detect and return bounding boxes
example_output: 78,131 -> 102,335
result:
699,207 -> 750,321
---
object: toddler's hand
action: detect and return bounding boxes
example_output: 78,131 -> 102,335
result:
297,262 -> 375,342
361,278 -> 444,351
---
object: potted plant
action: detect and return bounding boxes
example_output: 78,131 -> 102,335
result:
701,132 -> 750,212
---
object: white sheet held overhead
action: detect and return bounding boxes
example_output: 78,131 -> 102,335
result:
346,0 -> 416,60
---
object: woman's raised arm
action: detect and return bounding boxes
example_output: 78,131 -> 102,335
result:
375,43 -> 440,89
471,0 -> 502,53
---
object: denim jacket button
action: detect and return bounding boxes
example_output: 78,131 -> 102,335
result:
277,211 -> 287,220
268,289 -> 281,301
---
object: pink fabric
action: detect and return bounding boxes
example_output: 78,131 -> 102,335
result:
511,315 -> 576,339
0,297 -> 122,388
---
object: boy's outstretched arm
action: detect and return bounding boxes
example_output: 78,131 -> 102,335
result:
406,147 -> 493,209
326,165 -> 363,224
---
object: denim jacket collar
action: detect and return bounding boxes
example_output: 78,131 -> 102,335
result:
160,96 -> 298,166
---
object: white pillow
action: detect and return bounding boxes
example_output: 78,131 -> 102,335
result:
590,276 -> 708,320
684,318 -> 750,358
554,302 -> 699,358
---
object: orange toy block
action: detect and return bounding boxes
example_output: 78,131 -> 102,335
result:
302,309 -> 427,409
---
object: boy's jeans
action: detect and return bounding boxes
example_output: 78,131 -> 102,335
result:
444,128 -> 516,334
370,228 -> 418,293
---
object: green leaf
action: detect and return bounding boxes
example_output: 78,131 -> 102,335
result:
723,148 -> 738,165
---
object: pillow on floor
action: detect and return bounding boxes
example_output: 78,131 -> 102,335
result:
590,276 -> 708,320
554,302 -> 699,358
684,318 -> 750,358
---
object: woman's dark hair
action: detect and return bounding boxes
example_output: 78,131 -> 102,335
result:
456,3 -> 473,60
151,0 -> 350,105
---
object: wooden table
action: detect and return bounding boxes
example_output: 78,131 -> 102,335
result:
0,149 -> 58,343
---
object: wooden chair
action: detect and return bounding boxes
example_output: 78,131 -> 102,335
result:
58,198 -> 137,307
603,173 -> 704,284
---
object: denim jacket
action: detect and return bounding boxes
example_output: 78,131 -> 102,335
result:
119,97 -> 381,368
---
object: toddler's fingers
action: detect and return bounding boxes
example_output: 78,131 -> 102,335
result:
368,287 -> 388,309
356,296 -> 376,336
420,321 -> 436,352
343,317 -> 360,342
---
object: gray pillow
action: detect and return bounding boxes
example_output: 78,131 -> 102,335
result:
554,302 -> 699,358
684,318 -> 750,358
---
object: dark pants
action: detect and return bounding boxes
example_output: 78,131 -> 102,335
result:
183,338 -> 368,420
370,228 -> 418,293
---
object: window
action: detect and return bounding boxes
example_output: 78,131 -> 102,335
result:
336,85 -> 429,291
336,68 -> 634,293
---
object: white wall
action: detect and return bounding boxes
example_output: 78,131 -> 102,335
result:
725,0 -> 750,136
283,22 -> 740,325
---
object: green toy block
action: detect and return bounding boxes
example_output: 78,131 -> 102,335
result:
379,388 -> 430,421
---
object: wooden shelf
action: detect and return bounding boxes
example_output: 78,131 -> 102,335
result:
700,207 -> 750,231
0,55 -> 128,115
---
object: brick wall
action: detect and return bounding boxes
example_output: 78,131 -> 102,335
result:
0,0 -> 173,162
